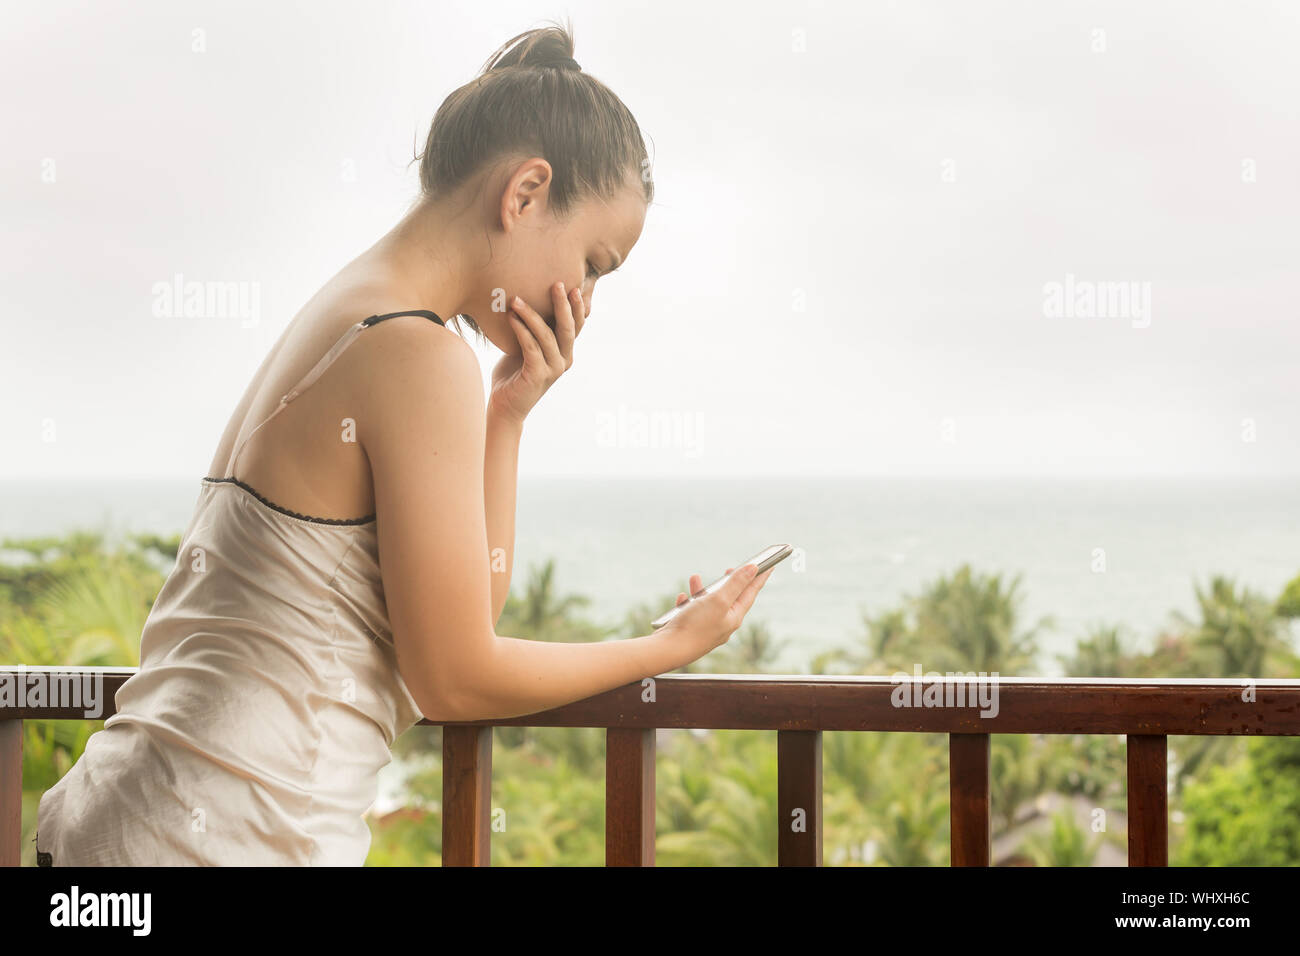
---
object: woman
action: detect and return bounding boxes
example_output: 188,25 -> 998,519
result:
34,23 -> 773,866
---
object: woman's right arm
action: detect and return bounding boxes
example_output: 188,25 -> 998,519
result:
357,318 -> 770,723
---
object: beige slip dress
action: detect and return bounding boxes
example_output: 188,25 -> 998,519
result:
35,309 -> 446,865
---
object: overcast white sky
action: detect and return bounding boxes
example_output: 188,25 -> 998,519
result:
3,0 -> 1297,479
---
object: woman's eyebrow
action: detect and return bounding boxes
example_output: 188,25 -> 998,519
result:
603,245 -> 623,273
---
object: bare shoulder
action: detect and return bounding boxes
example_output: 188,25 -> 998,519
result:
281,260 -> 485,449
341,308 -> 484,451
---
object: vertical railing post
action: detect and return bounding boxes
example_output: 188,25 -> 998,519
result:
1127,734 -> 1168,866
777,729 -> 822,866
605,727 -> 655,865
442,725 -> 493,866
0,720 -> 21,867
949,733 -> 992,866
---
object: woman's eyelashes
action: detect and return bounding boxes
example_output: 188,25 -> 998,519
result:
585,260 -> 600,280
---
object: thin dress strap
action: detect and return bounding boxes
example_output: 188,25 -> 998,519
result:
227,310 -> 445,474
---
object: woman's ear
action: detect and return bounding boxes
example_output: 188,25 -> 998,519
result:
500,157 -> 554,232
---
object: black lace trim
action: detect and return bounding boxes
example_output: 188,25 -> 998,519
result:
202,476 -> 376,526
35,833 -> 52,866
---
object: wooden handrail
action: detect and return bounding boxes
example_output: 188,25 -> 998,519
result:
4,668 -> 1298,867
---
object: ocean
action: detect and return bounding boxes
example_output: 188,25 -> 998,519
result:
2,476 -> 1297,676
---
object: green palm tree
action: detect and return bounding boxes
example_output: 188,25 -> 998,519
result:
1275,572 -> 1300,620
1163,576 -> 1290,791
1059,624 -> 1143,677
1177,576 -> 1289,677
655,730 -> 780,865
906,566 -> 1046,676
822,730 -> 894,863
497,559 -> 609,644
30,563 -> 150,667
875,734 -> 949,866
488,745 -> 605,865
657,742 -> 719,836
811,607 -> 910,675
694,620 -> 788,674
865,607 -> 915,669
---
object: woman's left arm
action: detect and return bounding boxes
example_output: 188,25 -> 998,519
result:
483,407 -> 523,626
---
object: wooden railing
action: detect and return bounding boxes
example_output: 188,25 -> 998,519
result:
4,668 -> 1298,866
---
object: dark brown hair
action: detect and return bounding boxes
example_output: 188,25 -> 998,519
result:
416,20 -> 654,337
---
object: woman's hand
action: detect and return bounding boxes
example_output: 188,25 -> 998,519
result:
658,564 -> 775,663
488,281 -> 586,426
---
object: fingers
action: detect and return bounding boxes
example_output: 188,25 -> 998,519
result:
549,282 -> 577,365
507,300 -> 546,366
510,294 -> 564,371
729,567 -> 774,619
569,285 -> 587,337
676,573 -> 703,606
675,565 -> 770,625
716,563 -> 758,606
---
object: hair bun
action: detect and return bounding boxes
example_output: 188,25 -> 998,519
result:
480,22 -> 581,76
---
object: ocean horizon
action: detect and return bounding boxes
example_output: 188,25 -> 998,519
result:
3,476 -> 1297,677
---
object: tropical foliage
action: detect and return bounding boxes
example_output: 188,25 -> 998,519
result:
3,534 -> 1297,866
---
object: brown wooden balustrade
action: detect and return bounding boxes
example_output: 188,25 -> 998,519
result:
3,668 -> 1299,867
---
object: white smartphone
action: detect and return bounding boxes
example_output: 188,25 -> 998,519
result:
650,544 -> 793,629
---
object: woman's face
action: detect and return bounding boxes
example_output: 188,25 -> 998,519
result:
469,161 -> 647,353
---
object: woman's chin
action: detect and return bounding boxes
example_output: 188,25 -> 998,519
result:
477,319 -> 521,355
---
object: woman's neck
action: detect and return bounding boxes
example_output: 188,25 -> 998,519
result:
364,195 -> 478,321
